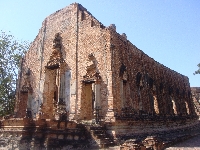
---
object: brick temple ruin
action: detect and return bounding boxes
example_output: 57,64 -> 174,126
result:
0,3 -> 199,149
192,87 -> 200,116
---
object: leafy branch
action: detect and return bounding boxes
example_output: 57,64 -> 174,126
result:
0,31 -> 29,117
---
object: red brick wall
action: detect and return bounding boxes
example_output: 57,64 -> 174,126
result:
15,3 -> 196,121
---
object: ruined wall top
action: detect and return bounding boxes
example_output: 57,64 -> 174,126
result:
107,22 -> 189,82
28,2 -> 190,86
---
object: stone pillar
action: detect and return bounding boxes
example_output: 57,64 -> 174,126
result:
185,101 -> 190,115
57,69 -> 60,103
105,71 -> 115,122
188,94 -> 196,116
180,96 -> 187,116
138,87 -> 143,114
168,96 -> 174,115
92,83 -> 96,109
64,70 -> 71,113
176,95 -> 182,115
144,87 -> 151,114
160,92 -> 166,115
95,81 -> 101,108
153,95 -> 159,114
26,93 -> 33,118
149,91 -> 155,115
157,90 -> 163,115
94,81 -> 101,122
164,91 -> 172,116
142,88 -> 147,113
171,96 -> 178,115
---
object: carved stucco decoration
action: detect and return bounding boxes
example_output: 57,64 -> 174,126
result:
83,53 -> 101,83
21,68 -> 32,93
119,63 -> 127,82
46,33 -> 64,70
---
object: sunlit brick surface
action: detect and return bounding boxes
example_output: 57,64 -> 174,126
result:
14,3 -> 195,122
5,3 -> 199,149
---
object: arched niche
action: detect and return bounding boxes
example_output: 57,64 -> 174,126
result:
119,63 -> 127,109
136,72 -> 143,114
148,77 -> 159,115
80,53 -> 102,121
39,33 -> 71,120
17,68 -> 33,118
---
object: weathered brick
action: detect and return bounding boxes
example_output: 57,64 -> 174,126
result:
14,3 -> 196,123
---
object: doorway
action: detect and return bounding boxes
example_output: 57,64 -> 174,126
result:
18,92 -> 28,117
81,82 -> 95,120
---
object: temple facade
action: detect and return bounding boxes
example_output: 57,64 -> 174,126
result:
0,3 -> 199,149
14,3 -> 196,122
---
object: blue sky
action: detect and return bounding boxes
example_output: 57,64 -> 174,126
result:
1,0 -> 199,86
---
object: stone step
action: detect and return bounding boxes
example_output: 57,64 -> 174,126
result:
100,137 -> 114,143
90,126 -> 105,130
85,124 -> 115,149
109,146 -> 120,150
100,141 -> 115,148
92,129 -> 105,133
95,133 -> 106,138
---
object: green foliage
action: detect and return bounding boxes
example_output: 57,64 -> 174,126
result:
0,31 -> 29,117
194,63 -> 200,75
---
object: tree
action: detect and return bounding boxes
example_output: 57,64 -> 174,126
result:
0,31 -> 29,117
194,63 -> 200,75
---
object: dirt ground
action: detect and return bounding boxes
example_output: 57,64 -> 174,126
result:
165,134 -> 200,150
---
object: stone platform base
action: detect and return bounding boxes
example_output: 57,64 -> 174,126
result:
106,119 -> 200,149
0,118 -> 200,149
0,118 -> 96,149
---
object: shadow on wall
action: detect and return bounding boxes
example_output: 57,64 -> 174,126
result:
14,119 -> 95,149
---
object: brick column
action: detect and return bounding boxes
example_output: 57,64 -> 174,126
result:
105,71 -> 115,122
